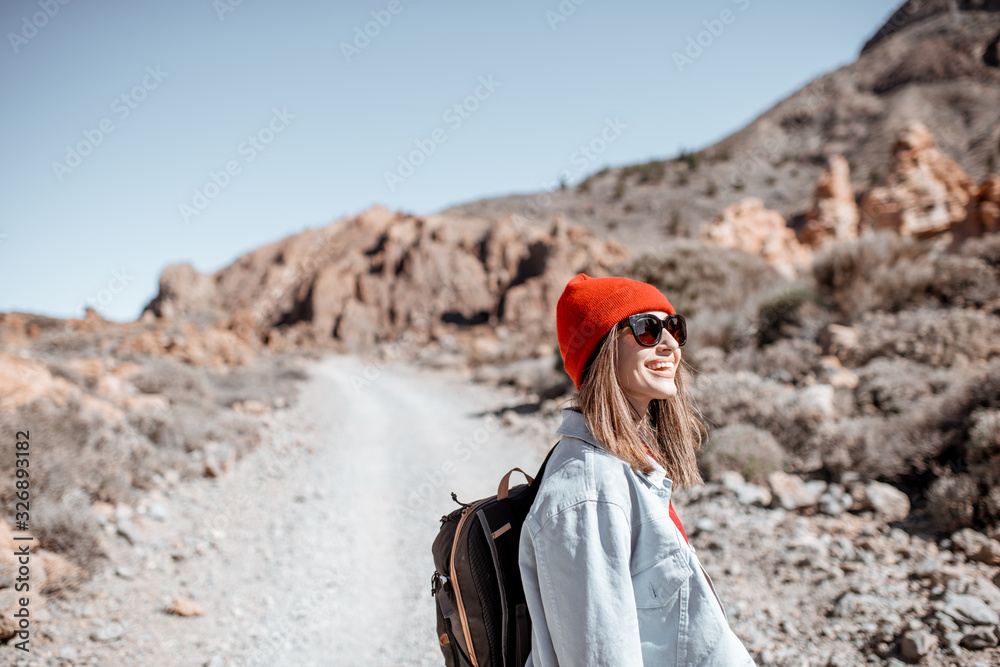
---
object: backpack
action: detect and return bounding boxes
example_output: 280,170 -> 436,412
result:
430,442 -> 559,667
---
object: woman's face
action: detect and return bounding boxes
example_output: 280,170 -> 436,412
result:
615,310 -> 682,418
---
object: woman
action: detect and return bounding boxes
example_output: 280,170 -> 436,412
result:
518,272 -> 755,666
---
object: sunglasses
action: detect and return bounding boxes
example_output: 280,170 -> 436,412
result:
623,312 -> 687,348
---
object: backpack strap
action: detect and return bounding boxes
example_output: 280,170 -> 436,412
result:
497,468 -> 533,500
496,440 -> 560,501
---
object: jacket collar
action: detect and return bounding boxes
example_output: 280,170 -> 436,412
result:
556,407 -> 671,491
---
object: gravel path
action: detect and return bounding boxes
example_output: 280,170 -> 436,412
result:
35,353 -> 546,667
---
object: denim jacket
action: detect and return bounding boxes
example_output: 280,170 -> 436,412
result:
518,408 -> 756,666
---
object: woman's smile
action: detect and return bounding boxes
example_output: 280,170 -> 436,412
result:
644,360 -> 675,377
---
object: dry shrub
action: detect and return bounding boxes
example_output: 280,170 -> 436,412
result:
853,357 -> 953,416
700,423 -> 785,484
812,230 -> 936,319
930,254 -> 1000,308
823,358 -> 998,477
690,371 -> 828,459
32,500 -> 105,577
917,357 -> 1000,457
968,408 -> 1000,458
625,239 -> 785,318
687,284 -> 820,354
130,355 -> 212,404
803,416 -> 893,478
926,473 -> 979,533
839,308 -> 1000,367
813,230 -> 1000,319
804,413 -> 942,482
726,338 -> 823,386
208,354 -> 308,408
959,231 -> 1000,267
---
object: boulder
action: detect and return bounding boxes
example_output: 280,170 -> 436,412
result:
767,471 -> 821,510
941,593 -> 1000,626
862,481 -> 910,522
951,528 -> 1000,565
899,627 -> 938,660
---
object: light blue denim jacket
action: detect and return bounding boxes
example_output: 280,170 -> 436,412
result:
518,408 -> 756,666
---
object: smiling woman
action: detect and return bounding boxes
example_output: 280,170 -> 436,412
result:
518,272 -> 756,666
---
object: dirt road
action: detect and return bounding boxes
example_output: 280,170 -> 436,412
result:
40,353 -> 549,667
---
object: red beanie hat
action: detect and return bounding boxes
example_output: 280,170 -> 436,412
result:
556,273 -> 675,390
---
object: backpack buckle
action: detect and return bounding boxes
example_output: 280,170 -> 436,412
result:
431,570 -> 446,596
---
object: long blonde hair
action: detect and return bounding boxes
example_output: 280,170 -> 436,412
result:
571,320 -> 706,488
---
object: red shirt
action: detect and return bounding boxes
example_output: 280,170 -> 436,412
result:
644,444 -> 688,543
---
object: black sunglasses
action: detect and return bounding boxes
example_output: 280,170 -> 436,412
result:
623,313 -> 687,348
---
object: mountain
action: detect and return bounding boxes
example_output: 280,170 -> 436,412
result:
442,1 -> 1000,256
135,1 -> 1000,356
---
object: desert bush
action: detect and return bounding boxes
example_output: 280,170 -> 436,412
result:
813,230 -> 1000,319
812,230 -> 936,319
839,308 -> 1000,367
751,284 -> 822,346
959,231 -> 1000,267
926,473 -> 979,533
929,254 -> 1000,308
968,408 -> 1000,458
911,357 -> 1000,454
806,359 -> 1000,531
726,338 -> 823,386
700,423 -> 785,484
853,357 -> 953,416
208,354 -> 308,408
130,355 -> 212,404
690,370 -> 830,460
982,487 -> 1000,524
802,416 -> 894,478
684,345 -> 727,375
625,239 -> 786,319
32,499 -> 106,577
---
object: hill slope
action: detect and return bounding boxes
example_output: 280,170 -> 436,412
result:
443,2 -> 1000,256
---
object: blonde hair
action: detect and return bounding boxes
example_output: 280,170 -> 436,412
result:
570,320 -> 706,488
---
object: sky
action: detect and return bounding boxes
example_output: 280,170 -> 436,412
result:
1,0 -> 900,323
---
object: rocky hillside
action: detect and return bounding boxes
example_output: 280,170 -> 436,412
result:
142,206 -> 628,356
444,1 -> 1000,256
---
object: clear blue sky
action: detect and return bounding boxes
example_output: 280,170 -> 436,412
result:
1,0 -> 899,323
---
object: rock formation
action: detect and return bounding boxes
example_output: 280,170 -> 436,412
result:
798,155 -> 860,247
141,207 -> 629,353
701,197 -> 812,279
860,121 -> 979,237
